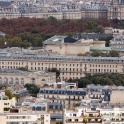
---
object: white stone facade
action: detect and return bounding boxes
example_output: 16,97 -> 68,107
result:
0,112 -> 50,124
0,70 -> 56,86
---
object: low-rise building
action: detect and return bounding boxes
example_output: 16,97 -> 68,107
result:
0,91 -> 16,113
38,88 -> 86,109
0,69 -> 56,86
0,112 -> 50,124
110,35 -> 124,49
43,35 -> 106,55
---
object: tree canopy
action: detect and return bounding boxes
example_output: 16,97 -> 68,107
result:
0,18 -> 120,48
24,84 -> 40,97
48,68 -> 60,78
0,18 -> 121,36
68,73 -> 124,88
91,51 -> 119,57
5,90 -> 19,100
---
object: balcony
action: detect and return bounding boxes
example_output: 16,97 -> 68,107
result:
66,117 -> 102,123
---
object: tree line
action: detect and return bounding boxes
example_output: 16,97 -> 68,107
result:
0,17 -> 122,36
0,32 -> 53,48
91,50 -> 119,57
68,73 -> 124,88
0,17 -> 123,48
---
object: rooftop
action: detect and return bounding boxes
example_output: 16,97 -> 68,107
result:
0,55 -> 124,63
90,46 -> 111,51
43,35 -> 77,45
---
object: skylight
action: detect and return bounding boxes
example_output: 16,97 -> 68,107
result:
53,38 -> 59,42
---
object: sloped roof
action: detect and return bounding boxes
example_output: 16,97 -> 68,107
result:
43,35 -> 77,45
0,31 -> 5,35
0,1 -> 12,7
64,37 -> 77,43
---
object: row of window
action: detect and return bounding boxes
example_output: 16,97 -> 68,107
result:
0,61 -> 120,69
90,64 -> 117,68
7,116 -> 31,119
90,69 -> 118,73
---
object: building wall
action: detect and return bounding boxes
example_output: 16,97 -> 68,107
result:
0,71 -> 56,86
0,57 -> 123,80
0,10 -> 108,20
40,93 -> 84,109
108,4 -> 124,20
0,113 -> 50,124
110,40 -> 124,49
0,97 -> 16,113
45,43 -> 90,55
110,90 -> 124,103
90,41 -> 106,47
0,116 -> 6,124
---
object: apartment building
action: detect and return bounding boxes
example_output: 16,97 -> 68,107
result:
38,88 -> 86,109
65,105 -> 124,124
0,112 -> 50,124
108,0 -> 124,20
110,35 -> 124,49
0,93 -> 16,113
64,104 -> 102,124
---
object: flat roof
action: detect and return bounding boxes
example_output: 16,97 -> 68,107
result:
90,46 -> 111,51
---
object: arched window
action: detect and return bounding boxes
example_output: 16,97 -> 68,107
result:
4,77 -> 8,84
9,78 -> 13,84
42,78 -> 45,81
21,78 -> 24,85
15,78 -> 19,85
0,77 -> 2,83
31,78 -> 35,84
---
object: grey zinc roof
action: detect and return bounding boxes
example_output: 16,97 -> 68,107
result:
48,102 -> 62,106
43,35 -> 67,44
0,69 -> 29,74
0,31 -> 5,35
51,113 -> 62,117
0,1 -> 12,7
0,54 -> 124,63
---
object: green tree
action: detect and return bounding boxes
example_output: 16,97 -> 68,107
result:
31,29 -> 39,34
5,90 -> 19,100
97,25 -> 104,33
67,73 -> 124,88
110,50 -> 119,57
98,36 -> 113,47
17,67 -> 29,71
5,90 -> 12,99
48,68 -> 60,78
24,84 -> 40,97
47,16 -> 58,22
83,119 -> 87,124
91,52 -> 101,57
87,20 -> 97,31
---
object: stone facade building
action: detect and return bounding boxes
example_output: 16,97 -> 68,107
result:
1,0 -> 124,20
0,55 -> 123,81
108,0 -> 124,20
38,88 -> 86,109
0,112 -> 50,124
110,35 -> 124,49
43,35 -> 105,55
0,69 -> 56,86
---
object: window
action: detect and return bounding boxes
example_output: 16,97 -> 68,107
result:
4,103 -> 8,105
